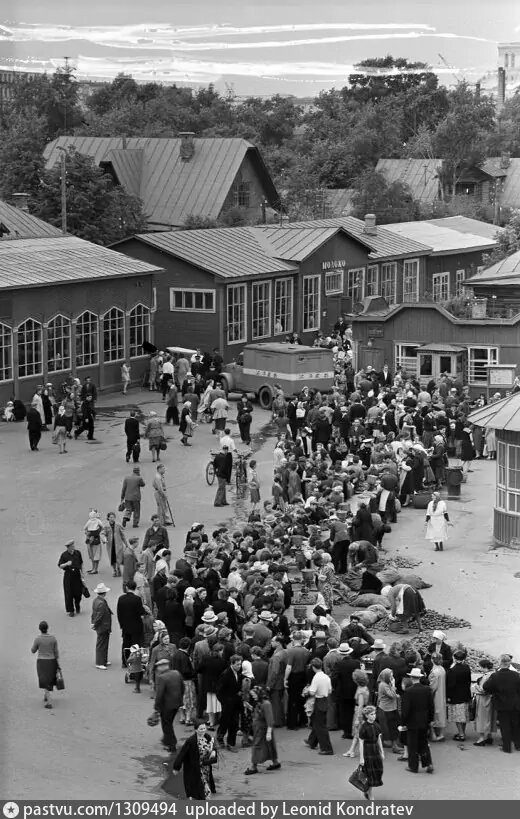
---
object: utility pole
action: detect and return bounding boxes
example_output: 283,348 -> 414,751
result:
59,150 -> 67,234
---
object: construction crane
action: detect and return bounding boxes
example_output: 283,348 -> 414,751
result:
438,53 -> 466,83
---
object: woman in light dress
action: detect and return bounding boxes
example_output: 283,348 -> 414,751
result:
472,658 -> 496,746
153,463 -> 172,526
121,362 -> 131,395
425,491 -> 451,551
428,654 -> 447,741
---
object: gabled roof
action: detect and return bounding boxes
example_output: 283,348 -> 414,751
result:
255,226 -> 339,261
281,216 -> 431,260
468,392 -> 520,432
43,136 -> 279,229
0,200 -> 62,241
383,220 -> 496,255
0,236 -> 161,291
466,248 -> 520,285
427,216 -> 504,241
375,158 -> 441,203
480,157 -> 509,178
131,227 -> 297,280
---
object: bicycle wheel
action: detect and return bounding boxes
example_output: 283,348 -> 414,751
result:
206,461 -> 216,486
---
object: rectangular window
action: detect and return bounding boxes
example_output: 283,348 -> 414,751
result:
381,263 -> 397,304
302,275 -> 321,331
0,323 -> 12,381
325,270 -> 344,295
468,347 -> 499,384
432,272 -> 450,302
233,182 -> 250,208
403,259 -> 419,303
170,289 -> 215,313
395,343 -> 420,375
346,268 -> 364,302
274,278 -> 293,334
252,281 -> 271,339
366,265 -> 379,296
455,269 -> 466,297
227,284 -> 247,344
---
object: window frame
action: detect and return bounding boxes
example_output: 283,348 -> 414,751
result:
346,267 -> 364,302
324,269 -> 344,295
381,262 -> 397,304
496,442 -> 520,514
302,274 -> 321,332
251,281 -> 272,340
366,264 -> 379,297
394,342 -> 420,375
17,317 -> 42,379
273,278 -> 293,335
403,259 -> 420,303
0,321 -> 13,382
102,307 -> 125,363
75,310 -> 99,369
227,284 -> 247,345
467,346 -> 499,386
129,304 -> 151,358
169,288 -> 216,313
47,314 -> 71,373
455,269 -> 466,297
432,271 -> 450,302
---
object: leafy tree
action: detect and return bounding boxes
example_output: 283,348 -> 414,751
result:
7,64 -> 83,139
0,111 -> 47,201
351,170 -> 421,223
346,56 -> 440,104
33,148 -> 146,245
485,210 -> 520,263
183,214 -> 218,230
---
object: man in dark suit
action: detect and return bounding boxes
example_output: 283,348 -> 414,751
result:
331,644 -> 361,739
378,364 -> 393,389
27,403 -> 43,451
124,410 -> 141,463
116,580 -> 145,667
483,654 -> 520,752
142,515 -> 170,554
400,668 -> 434,773
216,654 -> 243,751
154,661 -> 185,753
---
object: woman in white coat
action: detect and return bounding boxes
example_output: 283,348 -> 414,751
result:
428,654 -> 447,741
425,491 -> 451,551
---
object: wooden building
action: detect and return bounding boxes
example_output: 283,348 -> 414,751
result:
465,248 -> 520,318
0,236 -> 161,405
468,394 -> 520,546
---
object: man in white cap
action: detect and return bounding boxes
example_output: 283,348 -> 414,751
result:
400,668 -> 434,774
91,583 -> 113,670
251,611 -> 274,649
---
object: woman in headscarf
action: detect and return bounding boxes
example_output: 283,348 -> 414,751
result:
315,552 -> 335,612
472,658 -> 496,746
428,654 -> 447,742
84,509 -> 104,575
53,404 -> 68,454
179,401 -> 196,447
381,583 -> 425,633
425,491 -> 451,551
244,685 -> 281,775
183,586 -> 196,638
376,668 -> 400,753
153,463 -> 172,526
424,629 -> 453,675
144,410 -> 165,463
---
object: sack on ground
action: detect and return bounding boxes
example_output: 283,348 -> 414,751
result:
367,603 -> 389,620
352,609 -> 378,627
399,573 -> 432,590
355,593 -> 390,608
344,568 -> 363,591
377,567 -> 401,585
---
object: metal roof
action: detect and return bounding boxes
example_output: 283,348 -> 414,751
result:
255,226 -> 339,261
375,158 -> 441,203
383,220 -> 496,255
0,236 -> 162,290
466,249 -> 520,284
427,216 -> 504,241
43,137 -> 279,229
480,157 -> 509,178
468,393 -> 520,432
0,200 -> 62,241
133,227 -> 298,280
285,216 -> 431,260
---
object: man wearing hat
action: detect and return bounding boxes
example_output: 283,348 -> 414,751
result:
213,445 -> 232,506
400,668 -> 434,773
250,611 -> 274,649
175,551 -> 198,584
142,514 -> 169,555
332,643 -> 361,739
91,583 -> 113,670
120,466 -> 145,528
154,659 -> 185,753
58,540 -> 84,617
117,579 -> 146,667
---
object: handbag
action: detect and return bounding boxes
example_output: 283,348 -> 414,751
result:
147,711 -> 160,727
201,748 -> 218,766
81,582 -> 91,599
55,666 -> 65,691
468,695 -> 477,722
348,764 -> 368,793
159,438 -> 168,451
118,501 -> 126,512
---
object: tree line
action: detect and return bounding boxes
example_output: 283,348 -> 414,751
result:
1,57 -> 520,244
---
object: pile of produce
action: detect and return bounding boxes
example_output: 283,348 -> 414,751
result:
402,634 -> 496,672
376,608 -> 472,633
386,555 -> 422,570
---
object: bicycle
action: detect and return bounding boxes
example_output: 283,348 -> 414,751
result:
205,452 -> 217,485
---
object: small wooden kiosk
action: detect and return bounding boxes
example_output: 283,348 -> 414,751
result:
468,392 -> 520,546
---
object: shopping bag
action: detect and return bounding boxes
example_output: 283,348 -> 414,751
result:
81,582 -> 91,598
55,666 -> 65,691
348,764 -> 368,793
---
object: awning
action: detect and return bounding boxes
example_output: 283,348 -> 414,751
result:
468,392 -> 520,431
417,343 -> 467,353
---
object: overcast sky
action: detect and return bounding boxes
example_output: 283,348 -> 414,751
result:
1,0 -> 519,94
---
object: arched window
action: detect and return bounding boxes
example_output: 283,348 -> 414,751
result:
103,307 -> 125,362
129,304 -> 150,358
17,318 -> 42,378
76,311 -> 98,367
0,322 -> 12,382
47,315 -> 71,372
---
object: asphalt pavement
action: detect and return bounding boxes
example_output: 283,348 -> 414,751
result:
0,387 -> 519,800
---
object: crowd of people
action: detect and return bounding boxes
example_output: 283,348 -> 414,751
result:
22,327 -> 520,802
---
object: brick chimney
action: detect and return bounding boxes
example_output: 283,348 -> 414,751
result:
179,132 -> 195,161
12,192 -> 29,211
364,213 -> 377,235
